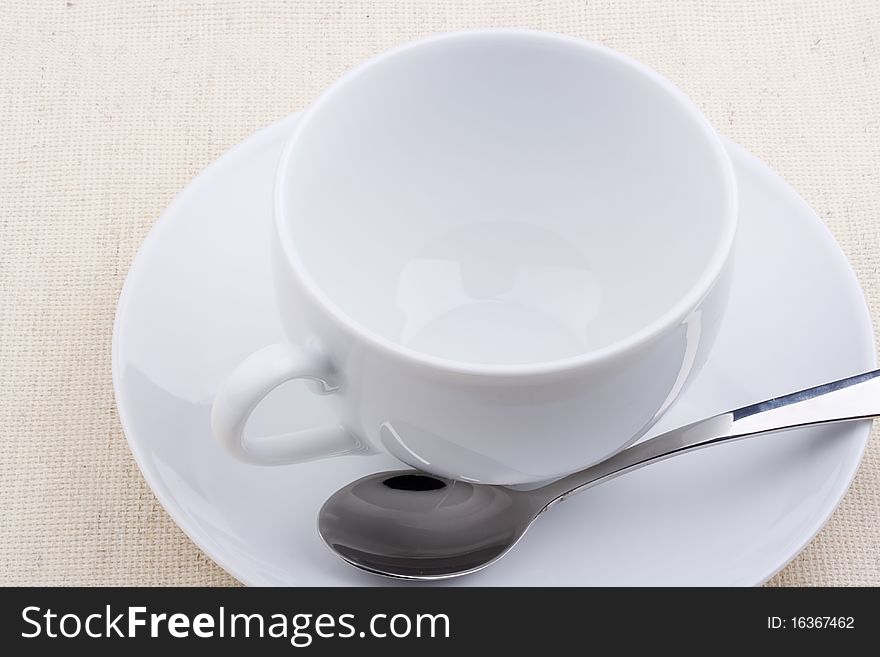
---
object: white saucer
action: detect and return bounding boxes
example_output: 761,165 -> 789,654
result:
113,114 -> 875,586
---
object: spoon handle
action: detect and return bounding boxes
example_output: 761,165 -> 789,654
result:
540,369 -> 880,509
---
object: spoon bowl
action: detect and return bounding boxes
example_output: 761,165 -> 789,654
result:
318,472 -> 539,579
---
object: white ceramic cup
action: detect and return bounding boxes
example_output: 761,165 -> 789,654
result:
211,29 -> 738,485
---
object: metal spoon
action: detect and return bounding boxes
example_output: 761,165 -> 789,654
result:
318,370 -> 880,580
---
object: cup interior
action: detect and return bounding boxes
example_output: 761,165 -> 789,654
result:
278,31 -> 735,367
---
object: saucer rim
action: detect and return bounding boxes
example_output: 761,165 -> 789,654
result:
719,138 -> 875,585
112,114 -> 876,586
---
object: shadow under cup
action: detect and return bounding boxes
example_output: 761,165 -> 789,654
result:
277,31 -> 735,369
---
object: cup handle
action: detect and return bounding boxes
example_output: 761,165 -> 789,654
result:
210,343 -> 362,464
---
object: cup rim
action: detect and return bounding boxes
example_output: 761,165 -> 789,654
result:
274,28 -> 739,378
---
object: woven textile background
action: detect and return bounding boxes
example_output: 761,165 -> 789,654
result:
1,1 -> 878,586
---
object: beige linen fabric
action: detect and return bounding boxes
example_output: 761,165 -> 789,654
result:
0,0 -> 878,586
